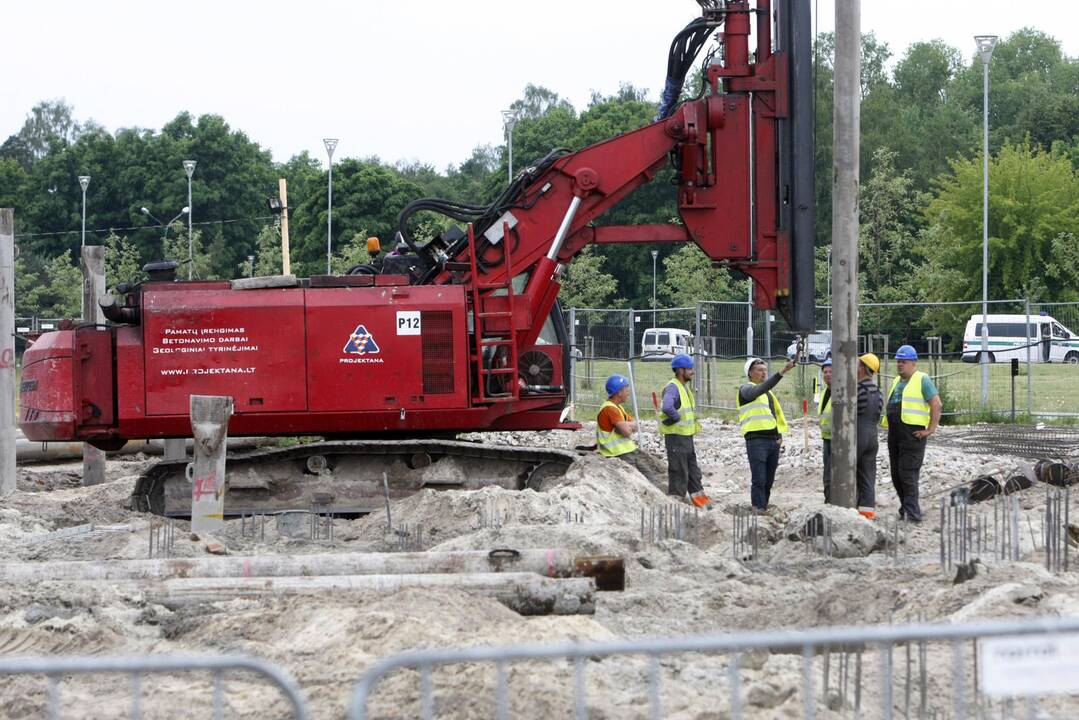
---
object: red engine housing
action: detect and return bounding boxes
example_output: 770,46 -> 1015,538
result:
21,281 -> 571,446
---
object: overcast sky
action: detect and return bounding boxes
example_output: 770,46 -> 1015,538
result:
5,1 -> 1077,171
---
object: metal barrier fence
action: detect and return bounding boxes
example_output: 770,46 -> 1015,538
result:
566,299 -> 1079,420
0,654 -> 309,719
349,616 -> 1079,719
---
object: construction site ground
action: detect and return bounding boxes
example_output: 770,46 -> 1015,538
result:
2,419 -> 1077,719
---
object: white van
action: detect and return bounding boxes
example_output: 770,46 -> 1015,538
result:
961,313 -> 1079,364
641,327 -> 695,361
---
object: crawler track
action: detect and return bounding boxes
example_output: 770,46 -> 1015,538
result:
128,439 -> 578,518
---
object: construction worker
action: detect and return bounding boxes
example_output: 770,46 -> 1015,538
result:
855,353 -> 884,519
659,354 -> 711,508
597,374 -> 659,485
738,357 -> 797,510
818,358 -> 833,503
883,345 -> 942,522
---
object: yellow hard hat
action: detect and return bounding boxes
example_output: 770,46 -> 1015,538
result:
859,353 -> 880,374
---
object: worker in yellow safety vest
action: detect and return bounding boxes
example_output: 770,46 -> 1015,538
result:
659,354 -> 711,508
882,345 -> 941,522
596,374 -> 660,486
818,358 -> 833,503
738,357 -> 796,510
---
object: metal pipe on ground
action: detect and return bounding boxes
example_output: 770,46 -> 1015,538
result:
0,549 -> 626,591
16,435 -> 268,463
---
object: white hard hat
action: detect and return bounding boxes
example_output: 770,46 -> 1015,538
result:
744,357 -> 764,377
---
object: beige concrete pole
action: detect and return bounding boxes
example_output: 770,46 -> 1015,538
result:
80,245 -> 107,485
190,394 -> 233,534
0,209 -> 14,496
830,0 -> 861,508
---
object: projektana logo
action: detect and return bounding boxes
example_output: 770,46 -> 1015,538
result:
343,325 -> 380,355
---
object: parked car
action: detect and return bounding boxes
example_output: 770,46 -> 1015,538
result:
786,330 -> 831,362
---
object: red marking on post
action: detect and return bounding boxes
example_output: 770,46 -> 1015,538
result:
802,400 -> 808,416
0,348 -> 13,369
192,473 -> 218,501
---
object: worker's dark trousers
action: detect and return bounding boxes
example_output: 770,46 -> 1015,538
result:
821,438 -> 832,503
887,422 -> 926,521
746,436 -> 781,509
856,424 -> 878,510
664,434 -> 703,498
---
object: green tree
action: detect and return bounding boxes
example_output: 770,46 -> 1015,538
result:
164,225 -> 214,280
659,244 -> 744,306
13,254 -> 41,317
21,251 -> 81,318
558,247 -> 619,308
921,142 -> 1079,303
859,147 -> 920,307
1045,232 -> 1079,302
103,233 -> 144,288
330,231 -> 374,275
252,224 -> 283,277
289,159 -> 424,276
1,99 -> 90,167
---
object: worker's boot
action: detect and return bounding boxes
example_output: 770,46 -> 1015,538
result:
689,491 -> 713,510
858,507 -> 876,520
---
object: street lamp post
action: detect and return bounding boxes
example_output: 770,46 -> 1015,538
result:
141,206 -> 190,259
78,176 -> 91,248
650,250 -> 659,329
826,248 -> 832,330
502,110 -> 518,183
183,160 -> 196,279
975,34 -> 998,407
323,138 -> 338,275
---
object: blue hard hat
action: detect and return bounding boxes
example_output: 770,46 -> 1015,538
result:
605,374 -> 630,397
821,358 -> 832,367
671,353 -> 694,370
895,345 -> 918,360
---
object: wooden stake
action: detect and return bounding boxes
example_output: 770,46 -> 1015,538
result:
278,178 -> 291,275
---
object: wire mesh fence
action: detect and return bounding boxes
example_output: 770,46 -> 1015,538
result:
566,299 -> 1079,423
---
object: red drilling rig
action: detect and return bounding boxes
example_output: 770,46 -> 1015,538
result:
20,0 -> 815,516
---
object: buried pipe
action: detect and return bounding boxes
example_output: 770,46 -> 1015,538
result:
72,573 -> 596,616
0,549 -> 625,591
